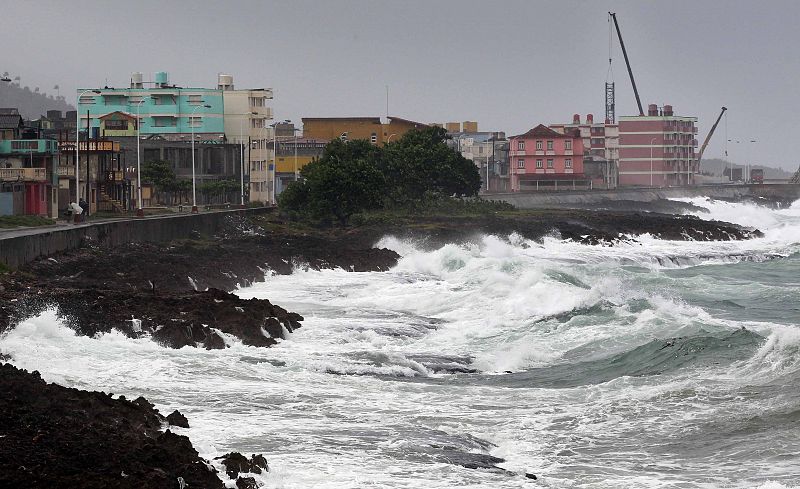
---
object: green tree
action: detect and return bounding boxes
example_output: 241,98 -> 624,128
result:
141,160 -> 176,205
382,126 -> 481,203
279,139 -> 386,225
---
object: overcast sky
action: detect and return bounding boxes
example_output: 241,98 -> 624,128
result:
3,0 -> 798,169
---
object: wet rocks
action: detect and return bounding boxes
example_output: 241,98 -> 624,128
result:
166,410 -> 190,428
216,452 -> 269,478
0,363 -> 225,488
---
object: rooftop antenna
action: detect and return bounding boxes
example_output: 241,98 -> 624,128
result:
385,85 -> 389,121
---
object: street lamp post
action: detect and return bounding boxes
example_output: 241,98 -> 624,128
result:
747,139 -> 757,184
76,89 -> 100,221
293,126 -> 299,181
269,120 -> 290,205
650,137 -> 657,187
135,99 -> 145,217
238,112 -> 257,207
190,103 -> 211,213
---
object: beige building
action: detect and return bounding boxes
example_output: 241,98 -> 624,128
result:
220,76 -> 274,204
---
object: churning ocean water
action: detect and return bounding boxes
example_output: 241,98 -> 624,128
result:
3,198 -> 800,488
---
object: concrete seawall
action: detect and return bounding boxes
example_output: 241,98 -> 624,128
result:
0,208 -> 271,270
490,184 -> 800,208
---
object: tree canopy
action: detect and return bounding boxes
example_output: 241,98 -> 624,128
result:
278,127 -> 481,224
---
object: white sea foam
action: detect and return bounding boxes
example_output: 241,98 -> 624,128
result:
3,199 -> 800,487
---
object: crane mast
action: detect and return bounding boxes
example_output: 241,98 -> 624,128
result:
609,12 -> 644,116
697,107 -> 727,163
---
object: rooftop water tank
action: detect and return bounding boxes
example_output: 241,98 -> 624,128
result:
586,113 -> 594,123
218,74 -> 234,90
130,72 -> 144,89
573,114 -> 580,124
154,71 -> 169,87
648,104 -> 658,116
663,105 -> 674,116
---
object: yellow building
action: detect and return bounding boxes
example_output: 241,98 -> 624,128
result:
301,116 -> 429,146
99,111 -> 137,137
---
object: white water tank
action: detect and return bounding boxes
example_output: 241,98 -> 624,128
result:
130,72 -> 144,89
218,74 -> 234,90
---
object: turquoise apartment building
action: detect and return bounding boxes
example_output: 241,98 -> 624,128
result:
77,72 -> 226,138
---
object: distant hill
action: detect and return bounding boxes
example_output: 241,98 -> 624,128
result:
701,158 -> 794,179
0,78 -> 74,119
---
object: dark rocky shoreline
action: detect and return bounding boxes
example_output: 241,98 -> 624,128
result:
0,206 -> 764,487
0,362 -> 267,488
1,209 -> 760,346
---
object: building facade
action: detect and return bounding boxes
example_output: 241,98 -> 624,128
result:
0,109 -> 59,216
302,116 -> 428,146
446,124 -> 510,193
77,72 -> 274,205
618,104 -> 698,187
508,125 -> 586,192
550,113 -> 619,188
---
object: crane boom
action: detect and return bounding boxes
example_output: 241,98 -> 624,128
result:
697,107 -> 727,163
609,12 -> 644,116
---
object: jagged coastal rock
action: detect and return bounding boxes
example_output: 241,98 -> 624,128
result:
0,363 -> 265,488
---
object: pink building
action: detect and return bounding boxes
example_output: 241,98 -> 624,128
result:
618,104 -> 698,187
508,125 -> 586,191
550,113 -> 619,188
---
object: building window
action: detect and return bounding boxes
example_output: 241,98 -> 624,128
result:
547,159 -> 554,168
517,141 -> 525,150
78,95 -> 96,105
546,140 -> 554,151
187,94 -> 203,105
152,117 -> 176,127
565,140 -> 572,150
128,96 -> 143,105
188,116 -> 201,128
370,133 -> 377,144
565,158 -> 572,169
535,140 -> 543,150
11,140 -> 38,150
517,159 -> 525,169
249,96 -> 265,107
104,119 -> 128,130
536,159 -> 543,169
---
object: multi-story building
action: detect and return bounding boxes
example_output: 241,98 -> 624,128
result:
618,104 -> 698,187
508,124 -> 586,192
550,113 -> 619,188
445,122 -> 509,192
77,72 -> 274,205
272,136 -> 327,195
302,116 -> 427,146
0,108 -> 59,216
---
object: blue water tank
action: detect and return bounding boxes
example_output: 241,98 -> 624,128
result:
155,71 -> 169,87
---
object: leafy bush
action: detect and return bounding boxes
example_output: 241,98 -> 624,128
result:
279,127 -> 482,225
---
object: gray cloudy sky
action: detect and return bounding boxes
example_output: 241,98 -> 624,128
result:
4,0 -> 798,169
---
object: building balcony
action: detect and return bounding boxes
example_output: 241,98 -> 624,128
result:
509,149 -> 526,156
0,167 -> 47,182
564,150 -> 573,155
0,139 -> 59,155
57,166 -> 76,177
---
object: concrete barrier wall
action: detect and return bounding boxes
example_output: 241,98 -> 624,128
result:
0,208 -> 272,270
490,184 -> 800,208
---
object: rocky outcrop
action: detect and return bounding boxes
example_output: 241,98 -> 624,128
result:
0,363 -> 236,488
50,287 -> 303,349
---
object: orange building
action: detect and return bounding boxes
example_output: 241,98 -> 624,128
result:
301,116 -> 428,145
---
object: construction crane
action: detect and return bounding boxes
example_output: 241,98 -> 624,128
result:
697,106 -> 727,163
609,12 -> 644,116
